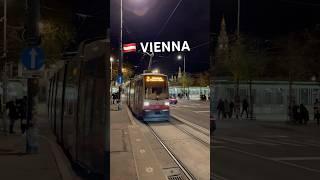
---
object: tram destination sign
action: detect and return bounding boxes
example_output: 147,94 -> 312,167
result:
123,41 -> 191,54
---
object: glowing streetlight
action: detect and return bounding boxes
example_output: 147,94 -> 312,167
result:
177,54 -> 186,74
152,69 -> 159,74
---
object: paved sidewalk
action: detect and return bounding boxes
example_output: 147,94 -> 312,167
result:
110,104 -> 167,180
0,103 -> 79,180
110,104 -> 137,180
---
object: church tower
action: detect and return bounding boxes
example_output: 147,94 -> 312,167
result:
218,16 -> 228,50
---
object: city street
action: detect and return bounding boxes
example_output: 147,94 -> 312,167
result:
213,119 -> 320,180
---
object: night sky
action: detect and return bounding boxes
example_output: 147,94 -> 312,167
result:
71,0 -> 109,44
211,0 -> 320,37
111,0 -> 210,76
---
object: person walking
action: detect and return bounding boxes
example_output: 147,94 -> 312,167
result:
229,101 -> 235,118
241,98 -> 249,119
224,99 -> 230,119
6,99 -> 18,134
314,99 -> 320,126
217,99 -> 225,120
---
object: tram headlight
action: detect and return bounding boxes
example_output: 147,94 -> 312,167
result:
143,101 -> 150,106
165,101 -> 170,106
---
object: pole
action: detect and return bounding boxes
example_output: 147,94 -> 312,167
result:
117,0 -> 123,108
183,54 -> 186,98
119,0 -> 123,75
237,0 -> 240,37
25,0 -> 40,153
1,0 -> 8,134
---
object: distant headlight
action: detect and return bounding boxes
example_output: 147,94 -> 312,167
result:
144,101 -> 150,106
165,102 -> 170,106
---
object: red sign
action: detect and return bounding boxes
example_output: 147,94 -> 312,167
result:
123,43 -> 137,53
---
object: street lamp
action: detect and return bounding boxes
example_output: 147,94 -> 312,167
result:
177,54 -> 185,75
177,54 -> 187,98
110,57 -> 114,81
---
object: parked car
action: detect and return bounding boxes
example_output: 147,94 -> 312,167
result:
169,96 -> 178,104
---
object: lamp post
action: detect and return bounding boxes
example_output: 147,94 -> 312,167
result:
110,57 -> 114,82
1,0 -> 7,134
177,54 -> 186,98
237,0 -> 240,37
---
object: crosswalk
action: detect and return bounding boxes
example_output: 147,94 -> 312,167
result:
213,136 -> 320,147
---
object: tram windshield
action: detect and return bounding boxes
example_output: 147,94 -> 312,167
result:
144,76 -> 169,100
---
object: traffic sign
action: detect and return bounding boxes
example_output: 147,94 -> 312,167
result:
117,75 -> 124,84
21,47 -> 45,70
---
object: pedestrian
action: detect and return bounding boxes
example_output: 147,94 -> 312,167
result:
112,93 -> 116,104
241,98 -> 249,119
6,99 -> 18,134
299,104 -> 309,125
224,99 -> 230,119
229,101 -> 235,118
292,101 -> 299,124
17,97 -> 27,134
314,99 -> 320,126
217,99 -> 225,120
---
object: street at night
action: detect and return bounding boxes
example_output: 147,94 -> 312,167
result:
2,0 -> 320,179
213,119 -> 320,180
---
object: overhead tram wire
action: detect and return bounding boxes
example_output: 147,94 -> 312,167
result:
153,0 -> 184,41
278,0 -> 320,7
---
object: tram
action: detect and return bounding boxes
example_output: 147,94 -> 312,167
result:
126,72 -> 170,121
47,38 -> 108,178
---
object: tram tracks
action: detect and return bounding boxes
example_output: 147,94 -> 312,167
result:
146,115 -> 210,180
127,105 -> 210,180
146,123 -> 196,180
169,116 -> 210,148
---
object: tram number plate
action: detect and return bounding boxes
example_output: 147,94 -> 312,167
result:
155,111 -> 161,114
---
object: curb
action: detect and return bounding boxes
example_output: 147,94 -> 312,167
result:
40,135 -> 80,180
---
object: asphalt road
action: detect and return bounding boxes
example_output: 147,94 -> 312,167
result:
213,119 -> 320,180
170,99 -> 210,130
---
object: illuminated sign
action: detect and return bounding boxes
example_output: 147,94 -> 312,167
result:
140,41 -> 190,53
145,76 -> 165,82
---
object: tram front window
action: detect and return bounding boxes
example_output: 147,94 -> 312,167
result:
144,79 -> 168,100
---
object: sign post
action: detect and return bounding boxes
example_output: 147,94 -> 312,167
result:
23,0 -> 42,154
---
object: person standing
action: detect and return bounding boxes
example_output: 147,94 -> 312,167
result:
229,101 -> 235,118
241,98 -> 249,119
217,99 -> 225,120
17,97 -> 27,134
224,99 -> 230,119
292,101 -> 299,124
300,104 -> 309,125
314,99 -> 320,126
6,99 -> 18,134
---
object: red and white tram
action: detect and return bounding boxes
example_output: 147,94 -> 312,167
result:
126,72 -> 170,121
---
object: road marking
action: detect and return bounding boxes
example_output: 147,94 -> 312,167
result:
146,167 -> 154,173
262,135 -> 288,138
235,137 -> 278,146
224,146 -> 320,174
260,138 -> 304,147
217,137 -> 254,145
270,157 -> 320,161
213,174 -> 229,180
193,111 -> 210,113
212,146 -> 226,149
